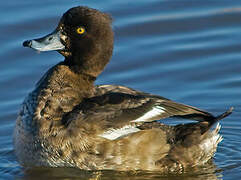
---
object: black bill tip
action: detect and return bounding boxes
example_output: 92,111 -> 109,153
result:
23,40 -> 32,47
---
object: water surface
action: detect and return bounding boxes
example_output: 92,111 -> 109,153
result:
1,1 -> 241,179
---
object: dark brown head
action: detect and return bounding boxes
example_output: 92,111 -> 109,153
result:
23,6 -> 114,77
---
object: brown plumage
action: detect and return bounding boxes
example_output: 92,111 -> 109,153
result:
14,6 -> 233,172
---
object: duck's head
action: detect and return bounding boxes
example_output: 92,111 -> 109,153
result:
23,6 -> 114,77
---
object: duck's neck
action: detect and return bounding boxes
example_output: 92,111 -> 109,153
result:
63,38 -> 113,78
63,56 -> 102,79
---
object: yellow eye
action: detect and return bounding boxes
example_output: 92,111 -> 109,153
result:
76,27 -> 85,34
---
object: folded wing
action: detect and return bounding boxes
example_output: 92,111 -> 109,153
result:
64,85 -> 232,140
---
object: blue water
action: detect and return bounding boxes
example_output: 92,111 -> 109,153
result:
1,1 -> 241,179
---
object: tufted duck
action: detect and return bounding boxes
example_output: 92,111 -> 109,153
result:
14,6 -> 233,172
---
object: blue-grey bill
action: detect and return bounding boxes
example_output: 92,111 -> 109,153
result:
24,31 -> 65,51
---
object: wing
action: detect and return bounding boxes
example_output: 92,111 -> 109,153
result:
92,85 -> 217,122
63,85 -> 230,140
81,92 -> 215,125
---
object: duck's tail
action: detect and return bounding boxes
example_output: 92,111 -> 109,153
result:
212,107 -> 233,123
203,107 -> 233,134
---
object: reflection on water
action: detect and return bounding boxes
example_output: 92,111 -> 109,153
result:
20,162 -> 220,180
1,0 -> 241,179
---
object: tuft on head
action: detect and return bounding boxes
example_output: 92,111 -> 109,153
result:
61,6 -> 112,30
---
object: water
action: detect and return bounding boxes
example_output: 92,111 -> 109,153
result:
1,1 -> 241,179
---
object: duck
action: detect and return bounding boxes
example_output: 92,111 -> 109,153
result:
14,6 -> 233,173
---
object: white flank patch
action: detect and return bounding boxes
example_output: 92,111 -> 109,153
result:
131,106 -> 166,122
199,123 -> 223,153
99,125 -> 140,140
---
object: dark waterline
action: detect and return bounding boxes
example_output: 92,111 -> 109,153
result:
1,1 -> 241,179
